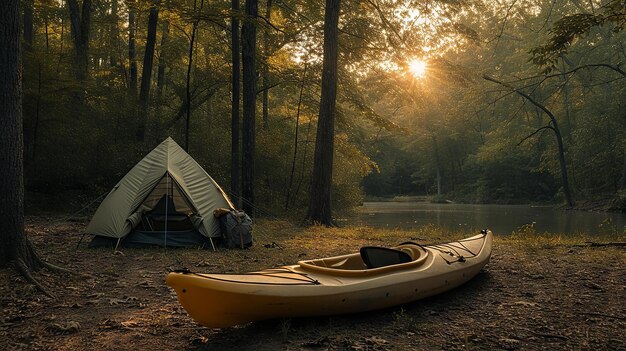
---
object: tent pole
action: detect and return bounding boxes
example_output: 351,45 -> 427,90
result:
209,237 -> 216,251
75,233 -> 86,250
164,173 -> 169,249
114,238 -> 121,252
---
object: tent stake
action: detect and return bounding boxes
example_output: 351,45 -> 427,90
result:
75,233 -> 86,250
114,238 -> 121,252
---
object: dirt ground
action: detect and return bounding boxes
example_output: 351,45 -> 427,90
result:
1,216 -> 624,350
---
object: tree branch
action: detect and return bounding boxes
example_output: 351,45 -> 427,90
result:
483,74 -> 559,127
517,125 -> 555,146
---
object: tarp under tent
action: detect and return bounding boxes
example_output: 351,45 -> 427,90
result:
86,137 -> 234,249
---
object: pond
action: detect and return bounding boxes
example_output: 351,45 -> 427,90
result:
343,202 -> 625,235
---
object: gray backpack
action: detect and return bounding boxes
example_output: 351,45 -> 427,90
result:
218,210 -> 253,249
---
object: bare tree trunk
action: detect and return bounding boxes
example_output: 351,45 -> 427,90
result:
0,0 -> 53,296
231,0 -> 241,207
185,0 -> 204,151
307,0 -> 340,226
621,153 -> 626,190
67,0 -> 92,80
156,18 -> 169,100
23,0 -> 34,51
241,0 -> 258,214
432,135 -> 441,196
109,0 -> 120,67
261,0 -> 272,130
137,0 -> 160,141
128,0 -> 137,92
559,56 -> 574,142
285,63 -> 307,209
294,108 -> 314,206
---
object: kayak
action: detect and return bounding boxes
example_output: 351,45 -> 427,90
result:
166,230 -> 493,328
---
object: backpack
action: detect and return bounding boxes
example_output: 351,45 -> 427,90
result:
215,209 -> 253,249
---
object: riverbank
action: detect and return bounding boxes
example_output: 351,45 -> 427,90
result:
363,194 -> 626,212
1,217 -> 624,350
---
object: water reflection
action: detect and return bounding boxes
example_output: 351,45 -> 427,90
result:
346,202 -> 625,235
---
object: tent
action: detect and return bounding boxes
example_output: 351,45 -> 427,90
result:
86,137 -> 234,249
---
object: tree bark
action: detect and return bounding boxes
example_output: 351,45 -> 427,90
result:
156,18 -> 169,100
109,0 -> 120,67
432,136 -> 442,196
137,0 -> 160,141
307,0 -> 340,226
185,0 -> 204,151
23,0 -> 34,51
622,153 -> 626,190
0,0 -> 46,282
559,56 -> 574,142
241,0 -> 258,214
261,0 -> 272,130
285,63 -> 307,209
128,0 -> 137,93
231,0 -> 241,208
67,0 -> 92,80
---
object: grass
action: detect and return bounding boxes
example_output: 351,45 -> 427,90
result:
255,218 -> 624,251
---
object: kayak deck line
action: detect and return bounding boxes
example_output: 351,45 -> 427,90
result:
190,268 -> 321,286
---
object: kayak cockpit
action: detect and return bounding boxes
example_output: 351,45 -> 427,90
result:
297,243 -> 429,277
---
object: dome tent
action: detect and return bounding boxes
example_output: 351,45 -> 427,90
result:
86,137 -> 234,249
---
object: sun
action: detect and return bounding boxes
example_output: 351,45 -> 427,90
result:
408,59 -> 427,79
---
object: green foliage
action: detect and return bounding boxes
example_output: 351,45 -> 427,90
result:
20,0 -> 626,215
530,0 -> 626,72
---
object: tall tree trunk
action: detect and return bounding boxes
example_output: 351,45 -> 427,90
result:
156,18 -> 169,100
185,0 -> 204,151
241,0 -> 258,214
137,0 -> 160,141
67,0 -> 92,80
261,0 -> 272,130
621,152 -> 626,190
285,63 -> 307,209
307,0 -> 340,226
432,135 -> 442,196
231,0 -> 241,208
0,0 -> 53,295
109,0 -> 120,67
559,56 -> 574,142
23,0 -> 34,51
128,0 -> 137,93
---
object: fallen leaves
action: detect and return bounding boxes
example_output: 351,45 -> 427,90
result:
46,321 -> 81,334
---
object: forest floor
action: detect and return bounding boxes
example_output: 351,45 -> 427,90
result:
1,217 -> 625,351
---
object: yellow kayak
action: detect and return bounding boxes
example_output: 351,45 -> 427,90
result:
166,230 -> 493,328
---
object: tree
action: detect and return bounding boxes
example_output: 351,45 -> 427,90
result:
67,0 -> 92,80
156,16 -> 170,100
23,0 -> 34,51
261,0 -> 272,130
185,0 -> 205,151
137,0 -> 160,141
231,0 -> 241,207
484,75 -> 575,207
0,0 -> 59,296
307,0 -> 341,226
128,0 -> 138,93
241,0 -> 258,214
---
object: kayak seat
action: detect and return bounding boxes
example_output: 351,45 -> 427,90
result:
360,247 -> 412,269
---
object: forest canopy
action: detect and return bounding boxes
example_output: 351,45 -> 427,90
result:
21,0 -> 626,214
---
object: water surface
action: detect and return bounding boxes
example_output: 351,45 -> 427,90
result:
345,202 -> 625,235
